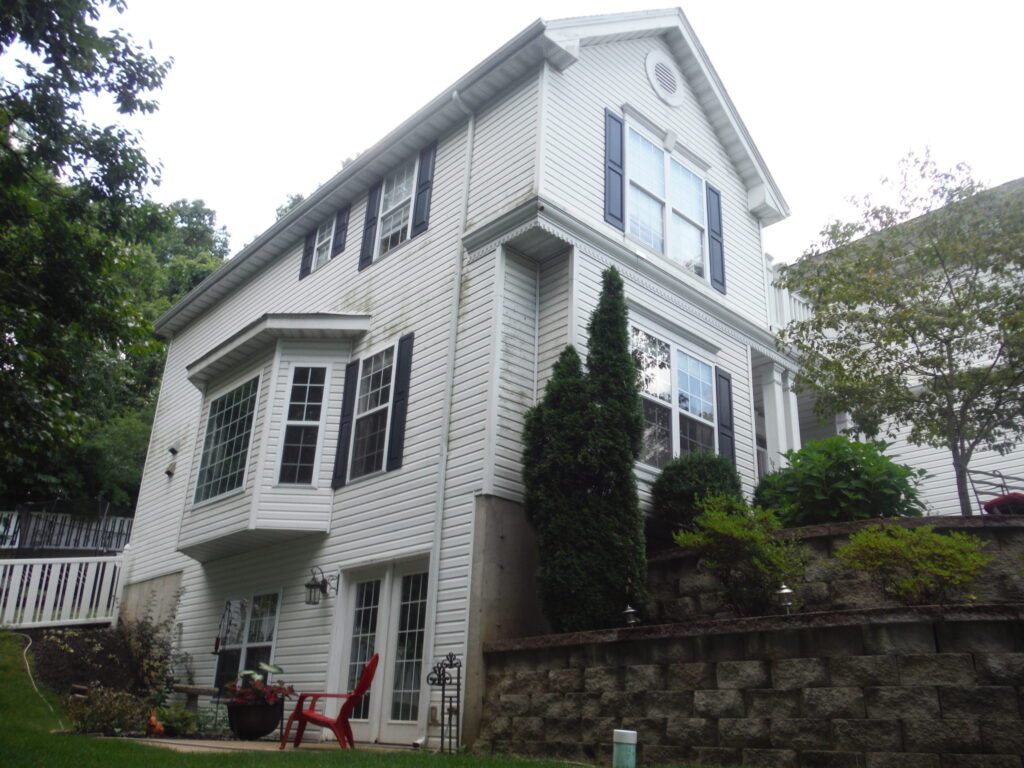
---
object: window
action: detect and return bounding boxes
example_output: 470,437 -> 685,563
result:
195,376 -> 260,503
377,161 -> 416,257
627,126 -> 707,279
213,592 -> 280,691
350,348 -> 395,480
312,220 -> 334,272
632,326 -> 716,468
278,366 -> 327,485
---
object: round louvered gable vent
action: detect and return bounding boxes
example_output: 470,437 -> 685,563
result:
645,50 -> 685,107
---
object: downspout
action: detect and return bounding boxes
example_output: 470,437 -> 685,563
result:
420,89 -> 475,742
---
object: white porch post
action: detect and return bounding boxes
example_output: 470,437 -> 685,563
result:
758,362 -> 789,472
782,368 -> 802,455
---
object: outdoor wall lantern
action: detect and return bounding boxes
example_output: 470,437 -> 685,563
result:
623,604 -> 638,627
777,583 -> 794,615
304,566 -> 339,606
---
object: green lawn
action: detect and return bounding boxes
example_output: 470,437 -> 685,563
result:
0,632 -> 735,768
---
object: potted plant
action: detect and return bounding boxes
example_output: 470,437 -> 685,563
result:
224,662 -> 295,740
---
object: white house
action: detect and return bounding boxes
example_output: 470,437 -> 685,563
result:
125,8 -> 806,746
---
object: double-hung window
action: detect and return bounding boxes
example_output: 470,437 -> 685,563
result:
627,127 -> 707,279
312,220 -> 334,272
278,366 -> 327,485
213,592 -> 281,690
377,162 -> 416,257
195,376 -> 260,503
350,348 -> 395,480
632,326 -> 716,469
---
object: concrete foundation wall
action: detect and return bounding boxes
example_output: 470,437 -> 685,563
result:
478,606 -> 1024,767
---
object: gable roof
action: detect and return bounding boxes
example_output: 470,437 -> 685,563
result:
155,8 -> 788,338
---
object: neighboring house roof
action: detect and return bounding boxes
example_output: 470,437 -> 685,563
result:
154,8 -> 789,338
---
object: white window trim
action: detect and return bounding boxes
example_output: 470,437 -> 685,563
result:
632,320 -> 718,471
373,156 -> 420,262
625,120 -> 711,282
193,371 -> 263,507
275,362 -> 332,488
312,218 -> 335,273
346,340 -> 400,484
214,589 -> 283,689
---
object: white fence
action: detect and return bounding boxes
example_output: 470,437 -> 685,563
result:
0,555 -> 124,629
0,510 -> 132,552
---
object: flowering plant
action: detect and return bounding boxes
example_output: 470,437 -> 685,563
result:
224,662 -> 295,705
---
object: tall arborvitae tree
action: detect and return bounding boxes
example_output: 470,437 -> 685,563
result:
523,266 -> 647,632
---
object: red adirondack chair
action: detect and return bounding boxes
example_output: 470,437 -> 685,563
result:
279,653 -> 380,750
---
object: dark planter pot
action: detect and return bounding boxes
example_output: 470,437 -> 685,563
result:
226,700 -> 283,740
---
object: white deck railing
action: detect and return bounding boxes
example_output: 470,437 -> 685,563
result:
0,555 -> 124,628
767,261 -> 813,330
0,510 -> 132,552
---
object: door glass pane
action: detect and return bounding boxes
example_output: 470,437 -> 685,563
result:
347,580 -> 381,720
390,572 -> 428,722
247,593 -> 278,644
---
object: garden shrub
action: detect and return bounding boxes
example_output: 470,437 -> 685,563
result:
651,450 -> 742,540
63,686 -> 149,735
836,523 -> 990,605
675,494 -> 807,617
156,703 -> 196,736
754,436 -> 924,527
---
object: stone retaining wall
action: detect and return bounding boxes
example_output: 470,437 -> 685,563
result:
648,515 -> 1024,624
478,605 -> 1024,767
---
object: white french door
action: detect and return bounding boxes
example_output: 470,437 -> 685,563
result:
342,560 -> 429,745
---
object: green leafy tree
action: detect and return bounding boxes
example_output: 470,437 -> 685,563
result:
275,192 -> 305,221
776,155 -> 1024,516
522,267 -> 647,632
0,0 -> 170,503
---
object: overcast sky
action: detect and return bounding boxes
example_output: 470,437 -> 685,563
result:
95,0 -> 1023,262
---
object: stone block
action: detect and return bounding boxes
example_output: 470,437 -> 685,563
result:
899,654 -> 975,686
718,718 -> 770,748
717,660 -> 771,689
863,623 -> 936,655
747,689 -> 801,718
479,715 -> 512,740
643,689 -> 693,718
803,686 -> 865,718
566,691 -> 601,718
865,754 -> 939,768
935,622 -> 1016,654
620,716 -> 667,746
693,689 -> 745,718
510,716 -> 544,740
549,668 -> 583,693
514,669 -> 549,694
831,655 -> 900,686
544,717 -> 581,743
765,630 -> 802,660
698,592 -> 727,618
663,597 -> 700,622
938,756 -> 1023,768
981,720 -> 1024,755
770,719 -> 832,750
864,686 -> 940,719
797,750 -> 865,768
832,719 -> 902,752
584,666 -> 620,693
624,664 -> 663,692
975,653 -> 1024,685
812,625 -> 865,658
796,581 -> 831,607
903,718 -> 982,753
742,748 -> 798,768
666,717 -> 717,747
693,746 -> 742,765
831,577 -> 884,610
704,632 -> 746,661
581,716 -> 619,744
651,638 -> 695,664
772,658 -> 829,690
938,685 -> 1018,718
668,662 -> 716,690
531,692 -> 566,718
499,694 -> 531,716
598,691 -> 645,718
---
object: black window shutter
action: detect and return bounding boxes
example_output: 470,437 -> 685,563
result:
331,361 -> 361,489
715,367 -> 735,465
386,332 -> 415,472
299,231 -> 315,280
410,143 -> 437,237
330,205 -> 350,258
707,184 -> 726,294
359,182 -> 383,271
604,109 -> 625,230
